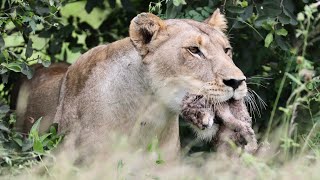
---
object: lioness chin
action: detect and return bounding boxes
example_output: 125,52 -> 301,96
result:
16,9 -> 248,161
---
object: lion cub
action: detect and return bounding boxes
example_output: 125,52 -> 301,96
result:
181,93 -> 258,154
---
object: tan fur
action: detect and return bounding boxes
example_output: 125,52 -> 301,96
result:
205,9 -> 228,32
15,10 -> 248,161
15,63 -> 69,133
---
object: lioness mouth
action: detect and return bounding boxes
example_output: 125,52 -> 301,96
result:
227,97 -> 236,103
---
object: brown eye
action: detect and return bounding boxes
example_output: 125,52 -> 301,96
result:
189,46 -> 200,54
224,47 -> 232,54
187,46 -> 204,58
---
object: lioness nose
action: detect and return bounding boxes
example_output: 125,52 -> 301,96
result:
223,79 -> 245,90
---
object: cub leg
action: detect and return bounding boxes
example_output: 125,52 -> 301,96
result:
215,102 -> 258,154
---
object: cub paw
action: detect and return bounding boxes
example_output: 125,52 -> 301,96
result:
181,93 -> 215,130
244,140 -> 258,154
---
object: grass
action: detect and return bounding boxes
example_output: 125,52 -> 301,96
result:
0,88 -> 319,179
0,128 -> 319,180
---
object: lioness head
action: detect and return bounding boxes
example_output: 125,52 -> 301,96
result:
130,9 -> 247,110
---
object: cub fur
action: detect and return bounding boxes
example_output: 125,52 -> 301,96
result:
181,94 -> 258,154
16,9 -> 248,160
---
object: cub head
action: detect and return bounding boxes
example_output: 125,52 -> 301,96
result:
129,9 -> 247,110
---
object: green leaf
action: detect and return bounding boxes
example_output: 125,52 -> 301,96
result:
226,6 -> 245,14
275,28 -> 288,36
0,123 -> 10,133
262,3 -> 282,16
26,39 -> 33,58
33,139 -> 44,153
22,17 -> 32,23
1,49 -> 9,60
201,9 -> 210,18
29,117 -> 43,139
264,32 -> 273,48
0,104 -> 10,114
50,125 -> 57,135
9,113 -> 16,125
2,63 -> 22,72
0,67 -> 8,74
283,7 -> 298,25
278,13 -> 291,24
262,65 -> 271,71
29,20 -> 37,32
22,139 -> 33,151
85,0 -> 105,14
3,157 -> 12,166
203,7 -> 213,13
275,35 -> 290,51
241,5 -> 253,20
31,117 -> 42,132
173,0 -> 186,6
42,60 -> 51,67
40,133 -> 52,142
254,16 -> 272,27
0,35 -> 5,50
21,63 -> 34,79
13,138 -> 23,147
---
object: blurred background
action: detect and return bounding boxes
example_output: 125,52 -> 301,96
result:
0,0 -> 319,177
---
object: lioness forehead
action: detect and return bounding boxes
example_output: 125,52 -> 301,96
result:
165,19 -> 229,44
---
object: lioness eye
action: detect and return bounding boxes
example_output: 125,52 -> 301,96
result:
187,46 -> 204,58
188,47 -> 200,54
224,47 -> 231,54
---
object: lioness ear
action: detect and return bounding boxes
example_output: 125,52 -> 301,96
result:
204,9 -> 228,32
129,13 -> 165,56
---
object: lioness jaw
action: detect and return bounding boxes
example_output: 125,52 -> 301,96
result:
15,9 -> 252,160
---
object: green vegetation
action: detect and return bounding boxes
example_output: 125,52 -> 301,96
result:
0,0 -> 320,179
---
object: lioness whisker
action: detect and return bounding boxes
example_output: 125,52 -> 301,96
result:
250,92 -> 261,118
246,82 -> 268,89
197,84 -> 207,95
245,95 -> 256,118
248,88 -> 267,110
244,96 -> 253,116
245,91 -> 260,118
247,76 -> 272,80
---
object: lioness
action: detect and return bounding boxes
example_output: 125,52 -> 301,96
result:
16,9 -> 248,160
